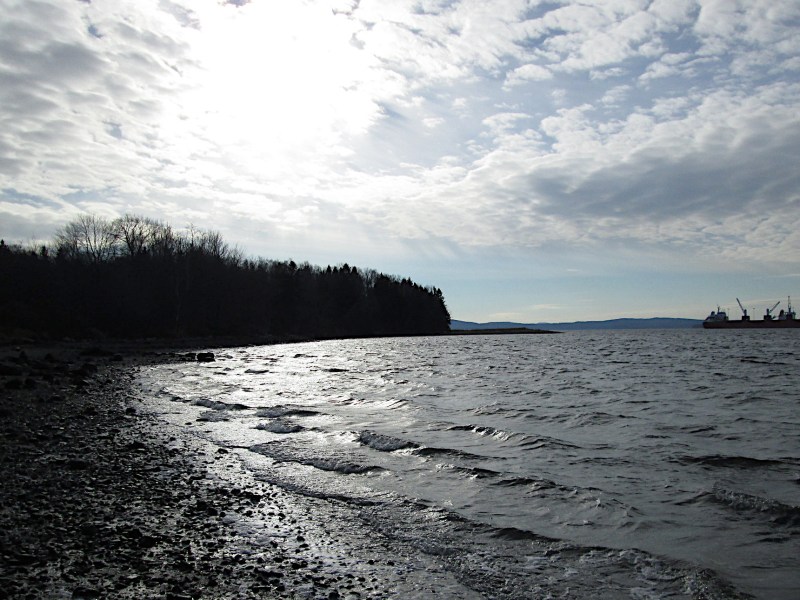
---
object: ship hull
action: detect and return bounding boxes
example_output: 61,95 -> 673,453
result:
703,319 -> 800,329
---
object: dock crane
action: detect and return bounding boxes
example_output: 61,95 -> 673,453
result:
765,301 -> 780,320
736,298 -> 750,321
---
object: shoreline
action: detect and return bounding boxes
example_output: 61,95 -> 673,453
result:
0,342 -> 475,599
0,324 -> 559,356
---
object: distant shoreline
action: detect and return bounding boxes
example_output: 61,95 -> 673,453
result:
445,327 -> 560,335
451,317 -> 703,331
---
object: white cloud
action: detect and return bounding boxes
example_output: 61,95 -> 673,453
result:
1,0 -> 799,320
600,84 -> 631,106
504,63 -> 552,87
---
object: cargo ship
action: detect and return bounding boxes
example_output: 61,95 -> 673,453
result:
703,297 -> 800,329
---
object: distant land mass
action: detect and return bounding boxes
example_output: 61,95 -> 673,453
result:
451,318 -> 703,331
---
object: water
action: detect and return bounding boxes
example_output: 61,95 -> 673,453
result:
136,330 -> 800,598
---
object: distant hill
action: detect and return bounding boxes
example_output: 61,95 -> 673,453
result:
451,318 -> 703,331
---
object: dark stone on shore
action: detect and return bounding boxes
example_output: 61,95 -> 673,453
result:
0,362 -> 23,376
74,362 -> 98,376
80,347 -> 115,358
71,586 -> 102,598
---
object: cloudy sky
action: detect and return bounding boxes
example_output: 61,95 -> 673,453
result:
2,0 -> 799,323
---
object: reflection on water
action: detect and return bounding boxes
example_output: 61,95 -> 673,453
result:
137,330 -> 800,599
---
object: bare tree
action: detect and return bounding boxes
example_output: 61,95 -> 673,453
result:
150,221 -> 181,257
226,244 -> 244,267
113,214 -> 158,257
200,229 -> 229,259
54,214 -> 118,263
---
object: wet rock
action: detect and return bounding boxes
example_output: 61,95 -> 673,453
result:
138,535 -> 158,549
71,586 -> 102,599
67,458 -> 91,471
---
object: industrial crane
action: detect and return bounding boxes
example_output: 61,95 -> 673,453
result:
765,301 -> 780,320
736,298 -> 750,320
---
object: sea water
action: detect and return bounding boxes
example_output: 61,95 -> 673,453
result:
136,330 -> 800,598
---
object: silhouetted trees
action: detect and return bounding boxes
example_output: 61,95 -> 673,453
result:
0,215 -> 451,340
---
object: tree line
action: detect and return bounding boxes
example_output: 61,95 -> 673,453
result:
0,214 -> 451,340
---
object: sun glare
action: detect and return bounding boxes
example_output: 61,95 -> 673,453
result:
179,1 -> 382,179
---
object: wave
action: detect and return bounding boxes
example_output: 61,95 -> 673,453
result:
440,465 -> 503,479
494,476 -> 557,490
678,454 -> 787,469
447,423 -> 517,442
196,411 -> 231,422
255,420 -> 303,434
357,430 -> 419,452
447,423 -> 581,451
302,458 -> 380,474
249,442 -> 383,475
519,435 -> 580,450
255,406 -> 320,418
486,525 -> 556,543
711,484 -> 800,527
569,412 -> 634,426
414,446 -> 484,460
192,398 -> 249,411
739,357 -> 792,366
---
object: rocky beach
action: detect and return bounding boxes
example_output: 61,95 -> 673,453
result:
0,343 -> 470,600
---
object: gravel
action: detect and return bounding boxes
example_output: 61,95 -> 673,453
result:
0,343 -> 463,599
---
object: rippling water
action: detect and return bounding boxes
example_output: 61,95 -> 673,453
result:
136,330 -> 800,598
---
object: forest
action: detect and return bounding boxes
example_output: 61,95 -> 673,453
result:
0,214 -> 451,341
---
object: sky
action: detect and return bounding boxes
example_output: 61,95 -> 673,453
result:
1,0 -> 799,323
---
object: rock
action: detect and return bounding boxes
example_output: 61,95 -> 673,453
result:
5,379 -> 22,390
71,586 -> 102,599
0,363 -> 23,376
76,362 -> 99,376
196,352 -> 216,362
138,534 -> 158,549
80,347 -> 114,357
